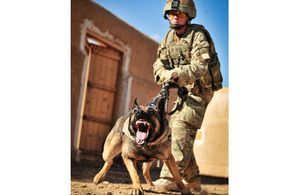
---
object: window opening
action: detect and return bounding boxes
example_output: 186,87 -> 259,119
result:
86,36 -> 107,47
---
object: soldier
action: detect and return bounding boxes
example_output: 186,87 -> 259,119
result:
153,0 -> 223,192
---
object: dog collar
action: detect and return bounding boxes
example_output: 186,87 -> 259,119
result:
147,103 -> 156,108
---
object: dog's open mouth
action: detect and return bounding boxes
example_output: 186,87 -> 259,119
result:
134,119 -> 151,146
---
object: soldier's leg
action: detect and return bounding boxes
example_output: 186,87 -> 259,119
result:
181,95 -> 209,183
182,155 -> 201,182
154,95 -> 210,192
156,124 -> 200,192
154,111 -> 182,192
160,95 -> 209,181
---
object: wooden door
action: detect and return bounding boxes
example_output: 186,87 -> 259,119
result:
79,44 -> 122,155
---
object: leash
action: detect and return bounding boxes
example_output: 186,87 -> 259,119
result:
148,79 -> 188,115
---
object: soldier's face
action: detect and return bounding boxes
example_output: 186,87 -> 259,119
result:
168,11 -> 188,25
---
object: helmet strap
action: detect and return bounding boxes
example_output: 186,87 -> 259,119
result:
169,22 -> 185,30
168,19 -> 191,30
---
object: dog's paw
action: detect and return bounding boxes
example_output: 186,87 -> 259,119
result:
180,188 -> 193,195
130,187 -> 144,195
93,172 -> 106,184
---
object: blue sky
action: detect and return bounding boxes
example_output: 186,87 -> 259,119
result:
93,0 -> 228,87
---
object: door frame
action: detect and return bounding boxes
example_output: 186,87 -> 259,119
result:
75,29 -> 127,159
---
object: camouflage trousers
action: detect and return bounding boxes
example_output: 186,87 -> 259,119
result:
160,94 -> 210,183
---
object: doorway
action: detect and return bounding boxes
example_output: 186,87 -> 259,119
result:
77,35 -> 123,157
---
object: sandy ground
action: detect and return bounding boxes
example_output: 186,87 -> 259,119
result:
71,158 -> 228,195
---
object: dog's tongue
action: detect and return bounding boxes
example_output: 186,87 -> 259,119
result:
136,131 -> 147,141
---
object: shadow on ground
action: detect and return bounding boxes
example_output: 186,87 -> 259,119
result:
71,157 -> 228,185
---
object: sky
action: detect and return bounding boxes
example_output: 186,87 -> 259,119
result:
93,0 -> 229,87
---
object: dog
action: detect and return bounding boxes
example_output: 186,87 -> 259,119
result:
93,97 -> 191,195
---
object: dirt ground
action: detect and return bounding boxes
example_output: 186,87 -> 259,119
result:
71,157 -> 228,195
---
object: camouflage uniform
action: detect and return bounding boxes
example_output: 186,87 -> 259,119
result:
153,24 -> 214,183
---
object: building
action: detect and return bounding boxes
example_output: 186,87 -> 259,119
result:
71,0 -> 160,161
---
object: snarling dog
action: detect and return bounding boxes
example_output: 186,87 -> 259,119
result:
93,97 -> 191,195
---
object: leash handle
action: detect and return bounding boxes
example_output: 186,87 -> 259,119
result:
148,79 -> 172,108
148,78 -> 186,115
162,79 -> 172,113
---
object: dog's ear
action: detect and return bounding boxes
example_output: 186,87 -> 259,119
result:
157,97 -> 169,128
132,98 -> 139,109
157,97 -> 166,116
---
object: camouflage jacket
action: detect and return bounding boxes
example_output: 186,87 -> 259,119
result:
153,24 -> 214,101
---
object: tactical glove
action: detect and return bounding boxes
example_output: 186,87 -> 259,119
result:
165,68 -> 179,82
157,68 -> 187,86
156,69 -> 168,85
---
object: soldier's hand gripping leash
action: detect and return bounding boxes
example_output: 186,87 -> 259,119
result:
147,78 -> 188,115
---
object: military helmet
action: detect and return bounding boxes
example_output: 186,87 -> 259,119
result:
163,0 -> 196,20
